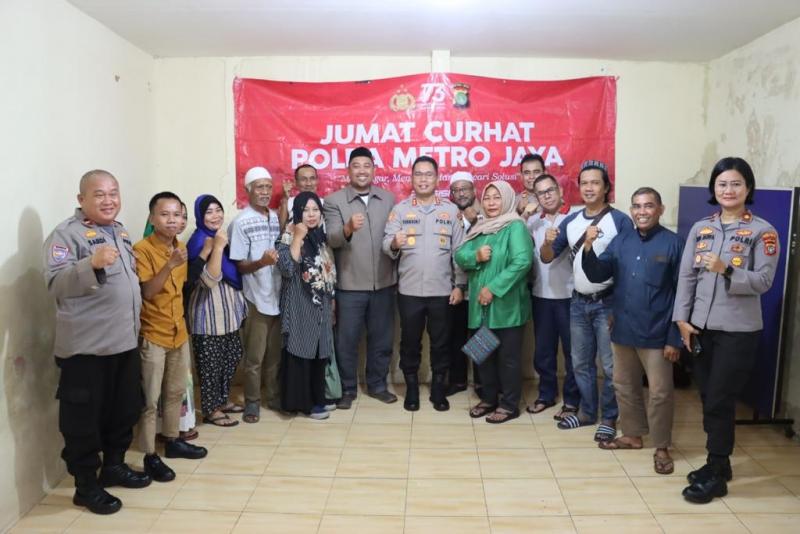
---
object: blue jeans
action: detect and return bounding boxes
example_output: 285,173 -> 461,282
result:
532,297 -> 580,407
335,287 -> 396,395
570,294 -> 618,423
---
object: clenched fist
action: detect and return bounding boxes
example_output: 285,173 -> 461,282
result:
346,213 -> 366,234
167,247 -> 188,269
91,245 -> 119,269
544,227 -> 560,245
392,231 -> 408,250
476,245 -> 492,263
260,249 -> 279,267
583,226 -> 601,251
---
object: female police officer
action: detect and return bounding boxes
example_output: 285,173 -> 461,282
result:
672,157 -> 779,503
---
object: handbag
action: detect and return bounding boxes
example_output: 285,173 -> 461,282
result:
461,307 -> 500,365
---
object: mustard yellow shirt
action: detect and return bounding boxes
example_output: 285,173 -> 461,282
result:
133,234 -> 188,349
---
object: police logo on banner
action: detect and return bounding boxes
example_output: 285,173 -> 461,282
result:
452,83 -> 470,109
389,86 -> 415,112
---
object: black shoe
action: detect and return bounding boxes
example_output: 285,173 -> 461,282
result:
445,383 -> 467,397
367,390 -> 398,404
403,374 -> 420,412
429,373 -> 450,412
73,487 -> 122,515
165,438 -> 208,460
99,463 -> 152,489
337,392 -> 357,410
143,453 -> 176,483
687,461 -> 733,484
682,475 -> 728,503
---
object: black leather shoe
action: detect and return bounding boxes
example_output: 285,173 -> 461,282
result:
337,392 -> 357,410
687,462 -> 732,484
165,438 -> 208,459
445,383 -> 467,397
429,373 -> 450,412
682,476 -> 728,504
99,463 -> 152,489
143,453 -> 176,483
367,390 -> 398,404
73,487 -> 122,515
403,374 -> 420,412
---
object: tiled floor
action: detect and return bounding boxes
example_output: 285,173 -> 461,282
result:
10,382 -> 800,533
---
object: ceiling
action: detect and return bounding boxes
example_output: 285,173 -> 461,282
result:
68,0 -> 800,61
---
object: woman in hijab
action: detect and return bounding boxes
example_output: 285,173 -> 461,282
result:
276,192 -> 337,419
186,194 -> 247,427
455,181 -> 533,424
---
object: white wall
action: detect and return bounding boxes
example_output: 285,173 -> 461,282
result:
705,17 -> 800,432
0,0 -> 155,529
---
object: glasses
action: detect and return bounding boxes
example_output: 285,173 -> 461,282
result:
413,171 -> 436,179
535,187 -> 558,198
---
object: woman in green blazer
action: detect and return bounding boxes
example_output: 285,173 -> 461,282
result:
455,180 -> 533,423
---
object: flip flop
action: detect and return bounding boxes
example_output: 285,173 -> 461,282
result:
486,408 -> 520,424
202,414 -> 239,427
221,403 -> 244,414
553,404 -> 578,421
556,414 -> 594,430
654,453 -> 675,475
469,403 -> 497,418
526,399 -> 556,414
598,437 -> 643,450
594,424 -> 617,442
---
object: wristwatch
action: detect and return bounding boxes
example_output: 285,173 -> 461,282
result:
723,264 -> 734,278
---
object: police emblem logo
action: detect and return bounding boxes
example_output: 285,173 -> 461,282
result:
742,212 -> 753,222
407,236 -> 416,246
694,254 -> 703,264
452,83 -> 470,109
52,244 -> 69,264
736,229 -> 753,237
85,230 -> 97,238
730,243 -> 745,253
695,242 -> 708,251
731,256 -> 744,267
762,232 -> 778,256
439,236 -> 447,247
699,227 -> 714,236
389,86 -> 415,112
765,243 -> 777,256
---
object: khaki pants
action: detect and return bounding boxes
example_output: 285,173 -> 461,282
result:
612,343 -> 674,449
139,339 -> 190,454
243,301 -> 281,407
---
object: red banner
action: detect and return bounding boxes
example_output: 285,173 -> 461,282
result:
234,73 -> 616,208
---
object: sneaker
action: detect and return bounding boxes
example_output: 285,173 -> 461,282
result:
309,405 -> 330,420
324,403 -> 338,411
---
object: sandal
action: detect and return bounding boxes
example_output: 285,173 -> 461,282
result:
526,399 -> 556,414
598,437 -> 642,450
553,404 -> 578,421
203,413 -> 239,427
221,403 -> 244,414
243,401 -> 260,424
486,408 -> 520,424
469,403 -> 497,418
653,453 -> 675,475
557,414 -> 593,430
594,424 -> 617,443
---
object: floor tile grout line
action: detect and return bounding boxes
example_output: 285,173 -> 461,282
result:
541,440 -> 581,534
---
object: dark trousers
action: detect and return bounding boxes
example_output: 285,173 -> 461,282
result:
477,325 -> 524,413
55,349 -> 143,478
335,286 -> 396,395
448,300 -> 481,387
532,297 -> 580,406
397,294 -> 451,375
695,329 -> 760,457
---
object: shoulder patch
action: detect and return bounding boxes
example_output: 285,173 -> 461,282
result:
51,244 -> 69,264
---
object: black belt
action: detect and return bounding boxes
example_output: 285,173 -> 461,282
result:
573,288 -> 613,302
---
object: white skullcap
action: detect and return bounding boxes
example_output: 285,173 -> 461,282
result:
450,171 -> 474,185
244,166 -> 272,188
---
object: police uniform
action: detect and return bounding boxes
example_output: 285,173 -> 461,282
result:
383,195 -> 466,407
673,210 -> 779,461
44,208 -> 143,490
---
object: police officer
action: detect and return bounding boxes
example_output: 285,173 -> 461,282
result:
383,156 -> 466,411
673,157 -> 779,504
44,170 -> 149,515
